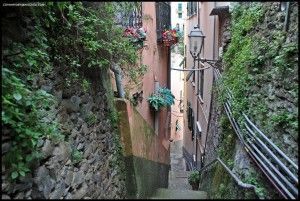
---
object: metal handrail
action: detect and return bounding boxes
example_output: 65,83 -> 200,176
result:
199,157 -> 257,192
243,113 -> 298,171
207,68 -> 298,199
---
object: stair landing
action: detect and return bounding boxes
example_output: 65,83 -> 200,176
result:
150,188 -> 207,199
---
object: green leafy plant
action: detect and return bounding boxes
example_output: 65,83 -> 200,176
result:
82,79 -> 90,92
188,170 -> 200,190
2,68 -> 59,180
147,87 -> 175,111
86,113 -> 98,126
71,149 -> 83,164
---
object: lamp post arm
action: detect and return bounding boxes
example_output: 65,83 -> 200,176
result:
195,58 -> 220,63
171,66 -> 210,71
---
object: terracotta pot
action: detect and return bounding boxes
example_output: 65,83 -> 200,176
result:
191,182 -> 199,190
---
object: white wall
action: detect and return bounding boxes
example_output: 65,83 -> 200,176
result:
171,2 -> 187,32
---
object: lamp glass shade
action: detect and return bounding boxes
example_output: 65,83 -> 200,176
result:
188,27 -> 205,58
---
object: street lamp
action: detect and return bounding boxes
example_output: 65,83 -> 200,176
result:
188,26 -> 205,59
188,25 -> 219,64
170,25 -> 220,72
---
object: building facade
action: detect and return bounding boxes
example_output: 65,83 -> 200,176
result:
171,2 -> 187,32
182,2 -> 230,170
111,2 -> 173,198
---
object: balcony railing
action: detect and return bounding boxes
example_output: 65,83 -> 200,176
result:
115,2 -> 142,28
156,2 -> 171,42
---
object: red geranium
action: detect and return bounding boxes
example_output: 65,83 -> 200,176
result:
162,29 -> 178,47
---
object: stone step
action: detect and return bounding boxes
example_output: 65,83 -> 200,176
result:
168,171 -> 192,190
169,170 -> 190,178
149,188 -> 207,199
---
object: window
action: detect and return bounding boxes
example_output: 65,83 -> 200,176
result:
156,2 -> 171,42
178,3 -> 182,12
178,13 -> 182,18
187,102 -> 195,141
179,90 -> 184,113
187,2 -> 197,17
115,2 -> 142,28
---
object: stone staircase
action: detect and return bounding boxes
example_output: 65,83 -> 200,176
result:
150,188 -> 207,199
149,140 -> 207,199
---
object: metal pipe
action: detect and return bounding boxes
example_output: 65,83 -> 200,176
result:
224,102 -> 245,144
213,2 -> 216,60
154,81 -> 159,135
172,66 -> 210,71
284,2 -> 290,32
244,123 -> 298,184
217,157 -> 256,190
211,56 -> 297,199
110,63 -> 125,98
248,135 -> 298,196
245,142 -> 289,199
223,97 -> 295,199
245,138 -> 295,199
243,113 -> 298,170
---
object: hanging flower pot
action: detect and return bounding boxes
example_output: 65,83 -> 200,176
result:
162,29 -> 179,47
123,26 -> 147,49
147,87 -> 175,111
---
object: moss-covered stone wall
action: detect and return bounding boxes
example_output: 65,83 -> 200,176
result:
201,2 -> 298,199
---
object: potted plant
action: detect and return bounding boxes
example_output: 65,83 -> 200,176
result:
188,170 -> 200,190
147,87 -> 175,111
162,29 -> 179,47
124,26 -> 147,49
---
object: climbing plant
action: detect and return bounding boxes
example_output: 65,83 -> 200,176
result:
217,2 -> 298,199
2,2 -> 146,181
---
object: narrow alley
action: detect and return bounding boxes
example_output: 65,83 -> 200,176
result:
1,1 -> 298,200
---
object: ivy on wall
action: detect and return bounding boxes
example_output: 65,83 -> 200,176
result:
2,2 -> 144,181
219,2 -> 298,153
216,2 -> 298,199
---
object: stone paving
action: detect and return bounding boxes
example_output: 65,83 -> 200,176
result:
150,139 -> 207,199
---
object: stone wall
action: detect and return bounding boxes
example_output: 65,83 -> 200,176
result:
2,68 -> 127,199
202,2 -> 297,199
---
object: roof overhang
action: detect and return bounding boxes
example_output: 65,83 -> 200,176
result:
210,6 -> 229,16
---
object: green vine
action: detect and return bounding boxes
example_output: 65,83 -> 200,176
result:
217,2 -> 298,199
2,2 -> 145,181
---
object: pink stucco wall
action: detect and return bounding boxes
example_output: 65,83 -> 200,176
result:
170,53 -> 185,142
183,2 -> 230,167
136,2 -> 169,138
111,2 -> 171,150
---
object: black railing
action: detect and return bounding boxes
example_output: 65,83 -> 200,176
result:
210,68 -> 298,199
156,2 -> 171,42
115,2 -> 142,28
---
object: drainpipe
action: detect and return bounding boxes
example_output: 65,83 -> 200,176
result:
110,63 -> 125,98
213,2 -> 216,60
154,80 -> 159,135
283,2 -> 290,32
197,2 -> 200,27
